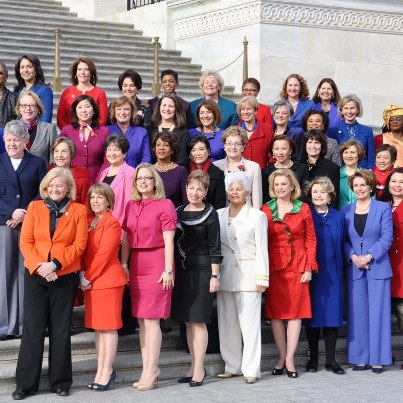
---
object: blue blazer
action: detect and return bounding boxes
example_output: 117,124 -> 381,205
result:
16,82 -> 54,123
0,150 -> 47,225
287,99 -> 314,130
328,120 -> 375,168
343,200 -> 393,281
190,96 -> 238,130
313,102 -> 341,132
107,124 -> 152,168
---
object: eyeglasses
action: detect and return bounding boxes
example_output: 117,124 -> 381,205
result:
20,104 -> 37,109
136,176 -> 154,182
225,142 -> 243,148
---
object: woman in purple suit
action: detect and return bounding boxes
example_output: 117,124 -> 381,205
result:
342,170 -> 393,374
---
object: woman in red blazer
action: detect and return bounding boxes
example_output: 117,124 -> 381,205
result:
80,183 -> 128,391
13,168 -> 87,400
237,96 -> 274,169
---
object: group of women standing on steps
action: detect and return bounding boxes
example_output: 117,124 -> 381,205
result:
0,53 -> 402,399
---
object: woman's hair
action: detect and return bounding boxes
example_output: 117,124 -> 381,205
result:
69,56 -> 98,86
270,134 -> 297,160
71,94 -> 100,129
302,129 -> 328,159
339,139 -> 366,162
305,176 -> 336,203
87,183 -> 115,212
187,135 -> 211,156
222,126 -> 248,145
187,170 -> 210,191
242,77 -> 261,92
301,109 -> 329,133
51,137 -> 77,159
198,70 -> 224,96
152,93 -> 187,128
4,119 -> 30,141
131,163 -> 165,201
40,167 -> 77,201
117,69 -> 142,91
224,171 -> 252,192
151,131 -> 180,162
14,54 -> 46,90
104,134 -> 130,154
15,91 -> 45,118
272,99 -> 294,117
109,96 -> 137,126
195,99 -> 222,128
237,96 -> 259,116
280,73 -> 310,100
268,169 -> 301,202
312,78 -> 341,104
338,94 -> 363,118
380,167 -> 403,202
375,143 -> 397,164
348,169 -> 377,195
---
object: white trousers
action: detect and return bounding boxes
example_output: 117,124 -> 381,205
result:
217,291 -> 262,377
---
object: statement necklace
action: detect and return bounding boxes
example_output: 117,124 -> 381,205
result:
155,161 -> 175,172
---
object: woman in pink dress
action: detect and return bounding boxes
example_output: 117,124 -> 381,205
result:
121,163 -> 177,391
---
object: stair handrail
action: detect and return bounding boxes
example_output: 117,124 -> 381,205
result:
53,28 -> 62,92
151,36 -> 161,97
243,36 -> 248,83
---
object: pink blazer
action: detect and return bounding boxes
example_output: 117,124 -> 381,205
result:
96,162 -> 135,230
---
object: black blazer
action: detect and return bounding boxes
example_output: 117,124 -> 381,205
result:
207,164 -> 226,210
262,161 -> 309,204
0,150 -> 47,225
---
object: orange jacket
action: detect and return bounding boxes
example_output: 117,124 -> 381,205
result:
83,211 -> 128,290
20,200 -> 88,275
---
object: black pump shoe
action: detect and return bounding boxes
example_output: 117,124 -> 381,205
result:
189,370 -> 206,387
286,367 -> 298,378
272,366 -> 285,376
178,376 -> 192,383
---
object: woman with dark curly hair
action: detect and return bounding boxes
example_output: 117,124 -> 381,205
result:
278,73 -> 314,131
57,57 -> 108,129
152,131 -> 188,207
61,94 -> 108,182
148,93 -> 189,167
14,54 -> 53,123
312,78 -> 342,131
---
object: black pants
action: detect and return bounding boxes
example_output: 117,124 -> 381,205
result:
306,326 -> 338,365
15,271 -> 78,392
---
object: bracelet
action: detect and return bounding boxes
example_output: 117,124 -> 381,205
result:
51,261 -> 57,272
121,263 -> 128,269
164,270 -> 173,275
211,273 -> 220,279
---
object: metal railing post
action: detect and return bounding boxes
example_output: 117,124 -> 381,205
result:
243,36 -> 248,83
152,37 -> 161,97
53,28 -> 62,92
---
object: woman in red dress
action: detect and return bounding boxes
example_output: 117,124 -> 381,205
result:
262,169 -> 318,378
121,163 -> 177,391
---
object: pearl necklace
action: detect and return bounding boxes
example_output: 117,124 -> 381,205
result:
356,200 -> 371,211
274,160 -> 293,169
155,161 -> 175,172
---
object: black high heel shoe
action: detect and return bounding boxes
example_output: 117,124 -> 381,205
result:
92,370 -> 117,392
189,369 -> 206,387
178,376 -> 192,383
272,366 -> 285,376
286,367 -> 298,378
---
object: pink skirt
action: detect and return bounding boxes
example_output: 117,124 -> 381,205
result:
129,247 -> 173,319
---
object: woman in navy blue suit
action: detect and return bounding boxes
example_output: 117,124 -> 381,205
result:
278,74 -> 314,131
342,169 -> 393,374
328,94 -> 375,169
0,120 -> 47,341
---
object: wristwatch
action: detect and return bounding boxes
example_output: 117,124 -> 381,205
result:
366,253 -> 373,263
211,273 -> 220,279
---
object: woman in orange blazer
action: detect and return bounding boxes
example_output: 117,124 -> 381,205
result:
80,183 -> 128,391
13,167 -> 87,400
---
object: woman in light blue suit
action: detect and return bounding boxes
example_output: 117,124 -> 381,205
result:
342,169 -> 393,374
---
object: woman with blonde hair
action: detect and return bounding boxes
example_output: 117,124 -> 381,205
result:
121,163 -> 177,391
190,70 -> 238,130
262,168 -> 317,379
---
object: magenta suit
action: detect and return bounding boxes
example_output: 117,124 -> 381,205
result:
122,198 -> 177,319
61,125 -> 109,182
96,162 -> 135,229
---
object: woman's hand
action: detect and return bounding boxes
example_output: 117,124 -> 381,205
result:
158,271 -> 174,290
12,208 -> 26,222
352,254 -> 370,269
256,285 -> 267,293
300,271 -> 312,283
44,271 -> 58,282
37,262 -> 54,278
210,277 -> 220,293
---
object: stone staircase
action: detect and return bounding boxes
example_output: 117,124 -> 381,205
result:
0,0 -> 236,122
1,306 -> 402,395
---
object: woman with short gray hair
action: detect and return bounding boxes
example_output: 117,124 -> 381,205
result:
0,120 -> 47,341
217,171 -> 269,384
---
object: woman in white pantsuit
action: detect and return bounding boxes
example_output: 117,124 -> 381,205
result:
217,171 -> 269,384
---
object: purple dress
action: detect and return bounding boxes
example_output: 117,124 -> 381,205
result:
159,165 -> 188,208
